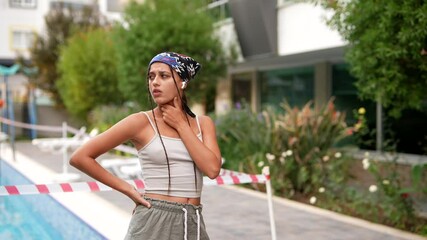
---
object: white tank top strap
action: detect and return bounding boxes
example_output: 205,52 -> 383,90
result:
195,116 -> 202,137
142,111 -> 157,133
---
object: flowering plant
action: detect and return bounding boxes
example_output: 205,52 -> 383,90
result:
268,99 -> 353,195
363,152 -> 425,230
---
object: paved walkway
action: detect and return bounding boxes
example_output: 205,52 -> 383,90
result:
2,141 -> 426,240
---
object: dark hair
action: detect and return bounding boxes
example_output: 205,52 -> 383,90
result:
146,65 -> 198,193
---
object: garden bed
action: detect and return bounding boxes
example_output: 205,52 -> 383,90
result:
283,159 -> 427,236
214,100 -> 427,237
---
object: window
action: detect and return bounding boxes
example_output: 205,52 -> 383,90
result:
260,67 -> 314,109
10,0 -> 37,9
11,30 -> 35,50
50,1 -> 87,11
332,64 -> 375,122
232,73 -> 252,107
206,0 -> 231,22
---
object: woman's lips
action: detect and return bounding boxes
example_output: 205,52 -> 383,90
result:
152,89 -> 162,97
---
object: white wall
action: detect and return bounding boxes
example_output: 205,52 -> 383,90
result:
277,3 -> 346,56
0,0 -> 125,61
98,0 -> 124,23
214,18 -> 244,62
0,1 -> 46,59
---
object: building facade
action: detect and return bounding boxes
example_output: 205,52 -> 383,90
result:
212,0 -> 427,155
0,0 -> 123,63
213,0 -> 351,113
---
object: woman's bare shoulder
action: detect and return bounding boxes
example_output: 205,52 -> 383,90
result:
198,115 -> 216,129
198,115 -> 214,123
115,111 -> 150,129
130,111 -> 151,121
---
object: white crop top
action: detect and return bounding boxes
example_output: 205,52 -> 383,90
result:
137,112 -> 203,198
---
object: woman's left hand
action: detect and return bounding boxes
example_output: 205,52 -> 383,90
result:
161,97 -> 186,130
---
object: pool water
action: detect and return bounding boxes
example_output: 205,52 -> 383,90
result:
0,160 -> 106,240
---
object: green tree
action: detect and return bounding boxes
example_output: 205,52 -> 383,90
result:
113,0 -> 229,112
57,29 -> 122,120
30,3 -> 107,106
321,0 -> 427,116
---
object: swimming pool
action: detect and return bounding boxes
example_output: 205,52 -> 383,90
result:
0,159 -> 107,240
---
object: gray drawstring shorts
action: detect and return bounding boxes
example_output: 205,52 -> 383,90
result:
124,197 -> 210,240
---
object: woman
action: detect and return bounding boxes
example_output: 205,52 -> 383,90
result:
70,52 -> 222,240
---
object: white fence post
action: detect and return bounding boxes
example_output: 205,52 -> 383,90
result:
263,166 -> 276,240
55,122 -> 80,182
62,122 -> 68,175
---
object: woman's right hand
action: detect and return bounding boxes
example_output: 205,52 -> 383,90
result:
127,186 -> 151,209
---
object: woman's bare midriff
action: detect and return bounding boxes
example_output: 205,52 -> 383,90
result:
145,193 -> 201,206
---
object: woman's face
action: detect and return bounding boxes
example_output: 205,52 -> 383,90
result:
148,62 -> 183,105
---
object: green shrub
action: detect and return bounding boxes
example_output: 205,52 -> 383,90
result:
57,28 -> 123,120
214,103 -> 273,173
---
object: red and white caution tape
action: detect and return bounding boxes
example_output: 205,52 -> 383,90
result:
0,173 -> 268,196
219,168 -> 249,176
0,179 -> 145,196
206,173 -> 268,186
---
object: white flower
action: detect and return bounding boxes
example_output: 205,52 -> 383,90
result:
318,187 -> 325,193
279,156 -> 285,164
322,155 -> 330,162
281,151 -> 287,157
257,161 -> 265,168
364,152 -> 370,157
362,158 -> 370,170
369,185 -> 378,193
309,196 -> 317,204
265,153 -> 275,161
382,179 -> 390,185
285,150 -> 293,156
334,152 -> 342,158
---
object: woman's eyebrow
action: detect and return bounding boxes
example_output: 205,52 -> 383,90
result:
149,70 -> 171,75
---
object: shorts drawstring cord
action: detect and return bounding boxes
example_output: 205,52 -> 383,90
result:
182,208 -> 201,240
196,209 -> 200,240
182,208 -> 188,240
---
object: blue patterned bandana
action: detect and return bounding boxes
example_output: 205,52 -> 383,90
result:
149,52 -> 201,83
